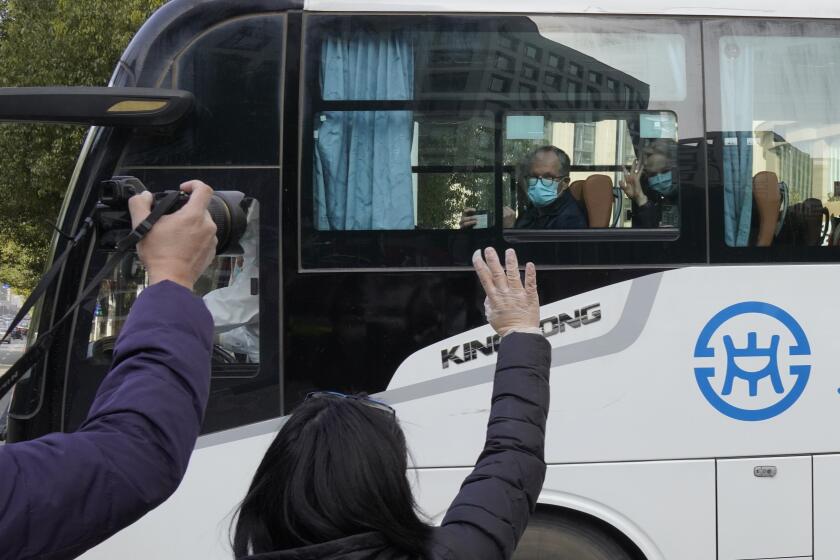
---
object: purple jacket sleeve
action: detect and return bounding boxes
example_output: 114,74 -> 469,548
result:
0,280 -> 213,560
431,332 -> 551,560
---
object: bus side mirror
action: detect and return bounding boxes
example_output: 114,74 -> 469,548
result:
0,87 -> 194,127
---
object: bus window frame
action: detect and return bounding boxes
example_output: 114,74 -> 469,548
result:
298,13 -> 708,271
54,13 -> 289,435
500,108 -> 683,244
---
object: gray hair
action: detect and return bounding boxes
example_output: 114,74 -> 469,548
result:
517,145 -> 571,197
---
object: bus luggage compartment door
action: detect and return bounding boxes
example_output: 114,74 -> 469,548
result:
716,456 -> 811,560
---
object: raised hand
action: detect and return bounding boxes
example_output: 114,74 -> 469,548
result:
472,247 -> 539,336
620,157 -> 649,206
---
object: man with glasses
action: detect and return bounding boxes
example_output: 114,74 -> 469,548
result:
460,145 -> 588,229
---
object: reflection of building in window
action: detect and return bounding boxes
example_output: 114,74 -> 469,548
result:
495,53 -> 513,70
753,131 -> 814,203
524,43 -> 541,61
776,144 -> 813,203
409,22 -> 653,229
530,118 -> 631,186
521,64 -> 538,80
544,72 -> 560,87
573,123 -> 596,165
489,75 -> 509,93
498,34 -> 517,50
415,27 -> 650,110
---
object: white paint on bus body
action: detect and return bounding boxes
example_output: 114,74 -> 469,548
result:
82,264 -> 840,558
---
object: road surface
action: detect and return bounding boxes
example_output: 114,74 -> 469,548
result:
0,339 -> 25,376
0,340 -> 24,442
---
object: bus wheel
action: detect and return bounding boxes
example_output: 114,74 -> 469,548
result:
513,511 -> 636,560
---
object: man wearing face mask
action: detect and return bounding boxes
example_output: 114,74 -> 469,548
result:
461,145 -> 587,229
619,138 -> 677,228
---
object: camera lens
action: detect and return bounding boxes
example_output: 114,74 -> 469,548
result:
100,181 -> 116,205
208,192 -> 248,255
96,177 -> 248,256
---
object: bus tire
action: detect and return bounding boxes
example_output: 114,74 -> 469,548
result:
513,511 -> 636,560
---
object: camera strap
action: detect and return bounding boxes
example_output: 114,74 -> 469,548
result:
0,191 -> 182,403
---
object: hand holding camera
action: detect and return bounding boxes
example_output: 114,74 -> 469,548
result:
127,181 -> 218,290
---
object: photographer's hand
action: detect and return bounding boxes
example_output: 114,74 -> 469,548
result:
472,247 -> 539,336
128,180 -> 218,290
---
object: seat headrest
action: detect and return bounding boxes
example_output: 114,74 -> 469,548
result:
583,174 -> 614,228
752,171 -> 781,247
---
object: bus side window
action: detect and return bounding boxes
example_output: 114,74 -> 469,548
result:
502,114 -> 680,230
706,19 -> 840,258
301,15 -> 705,269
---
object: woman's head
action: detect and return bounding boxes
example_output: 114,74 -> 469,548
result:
640,138 -> 678,198
641,138 -> 676,175
232,393 -> 430,557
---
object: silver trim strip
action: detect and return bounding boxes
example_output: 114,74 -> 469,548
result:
197,416 -> 288,449
381,272 -> 662,404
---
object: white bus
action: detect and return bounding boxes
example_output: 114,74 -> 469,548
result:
5,1 -> 840,558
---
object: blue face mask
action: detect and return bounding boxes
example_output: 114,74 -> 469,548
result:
526,178 -> 560,207
647,170 -> 675,196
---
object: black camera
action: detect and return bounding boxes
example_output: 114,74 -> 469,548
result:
95,176 -> 248,255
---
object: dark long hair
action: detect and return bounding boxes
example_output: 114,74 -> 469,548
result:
232,395 -> 431,557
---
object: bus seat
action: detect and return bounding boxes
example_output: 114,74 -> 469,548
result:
778,197 -> 829,246
800,198 -> 830,245
830,215 -> 840,246
753,171 -> 782,246
583,174 -> 614,228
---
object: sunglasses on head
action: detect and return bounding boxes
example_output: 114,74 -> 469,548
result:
305,391 -> 396,417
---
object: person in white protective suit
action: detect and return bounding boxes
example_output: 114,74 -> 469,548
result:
203,199 -> 260,363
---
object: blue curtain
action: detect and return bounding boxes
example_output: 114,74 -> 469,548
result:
723,132 -> 754,246
314,30 -> 415,230
720,41 -> 754,247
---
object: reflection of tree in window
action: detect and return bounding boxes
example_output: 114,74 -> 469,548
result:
415,117 -> 497,229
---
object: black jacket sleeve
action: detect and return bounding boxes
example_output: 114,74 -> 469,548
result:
431,332 -> 551,560
631,200 -> 660,228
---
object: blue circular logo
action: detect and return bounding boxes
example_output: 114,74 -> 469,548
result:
693,302 -> 811,421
